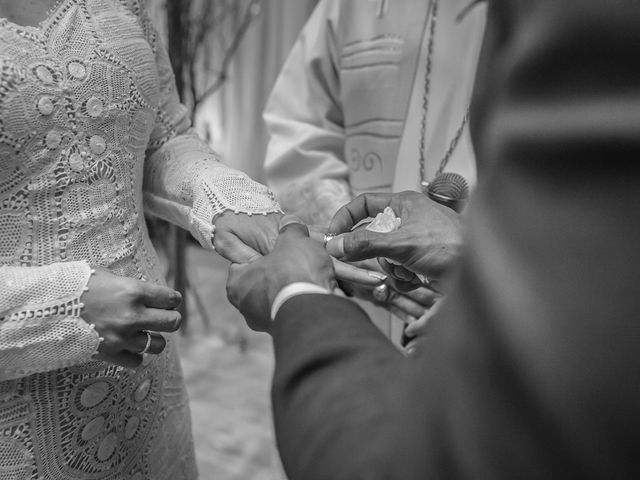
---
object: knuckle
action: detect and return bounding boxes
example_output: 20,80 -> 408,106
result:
124,282 -> 144,300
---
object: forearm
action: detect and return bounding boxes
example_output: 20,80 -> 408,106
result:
135,3 -> 279,249
0,262 -> 100,380
143,131 -> 280,249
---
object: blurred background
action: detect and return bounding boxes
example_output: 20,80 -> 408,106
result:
144,0 -> 319,478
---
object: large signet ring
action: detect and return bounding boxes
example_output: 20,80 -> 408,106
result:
322,233 -> 336,248
372,284 -> 391,303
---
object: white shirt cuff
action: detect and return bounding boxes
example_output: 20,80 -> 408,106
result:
270,282 -> 332,321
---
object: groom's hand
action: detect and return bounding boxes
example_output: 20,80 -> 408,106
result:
226,216 -> 337,333
326,191 -> 463,291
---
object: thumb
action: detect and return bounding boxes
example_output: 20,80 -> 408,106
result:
278,215 -> 310,238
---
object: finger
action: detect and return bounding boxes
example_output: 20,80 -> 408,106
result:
404,315 -> 431,338
333,258 -> 387,286
307,225 -> 328,244
279,214 -> 307,231
378,259 -> 422,292
387,291 -> 428,319
128,331 -> 167,355
136,308 -> 182,332
404,337 -> 424,357
387,305 -> 416,324
328,193 -> 395,234
405,301 -> 443,337
139,282 -> 182,309
226,263 -> 249,310
215,232 -> 262,264
326,229 -> 402,262
236,218 -> 277,256
402,286 -> 440,307
278,219 -> 310,238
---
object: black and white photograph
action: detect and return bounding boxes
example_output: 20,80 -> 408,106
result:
0,0 -> 638,478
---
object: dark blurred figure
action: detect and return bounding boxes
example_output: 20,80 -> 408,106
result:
227,0 -> 640,478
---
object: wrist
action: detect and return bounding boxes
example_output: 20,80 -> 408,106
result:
270,282 -> 332,320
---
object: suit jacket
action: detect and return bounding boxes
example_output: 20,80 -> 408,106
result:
270,1 -> 640,478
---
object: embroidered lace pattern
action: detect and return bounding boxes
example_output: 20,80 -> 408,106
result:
0,262 -> 99,380
0,0 -> 285,476
144,131 -> 281,248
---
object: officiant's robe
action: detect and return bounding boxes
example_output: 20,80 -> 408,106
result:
264,0 -> 486,219
263,0 -> 486,340
268,0 -> 640,478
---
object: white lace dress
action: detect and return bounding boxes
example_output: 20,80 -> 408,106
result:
0,0 -> 280,478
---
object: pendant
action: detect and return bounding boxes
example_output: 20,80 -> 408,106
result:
421,173 -> 470,213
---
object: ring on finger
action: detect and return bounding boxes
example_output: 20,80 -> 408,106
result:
139,330 -> 153,355
322,233 -> 336,248
372,283 -> 390,303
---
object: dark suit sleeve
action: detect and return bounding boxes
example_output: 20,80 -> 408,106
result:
270,1 -> 640,479
271,294 -> 423,479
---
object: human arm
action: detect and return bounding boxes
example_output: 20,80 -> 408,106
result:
0,263 -> 181,380
225,219 -> 429,478
0,262 -> 98,380
231,0 -> 640,477
263,0 -> 352,226
127,1 -> 281,262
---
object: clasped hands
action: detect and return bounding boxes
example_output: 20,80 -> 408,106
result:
226,191 -> 463,336
79,192 -> 461,368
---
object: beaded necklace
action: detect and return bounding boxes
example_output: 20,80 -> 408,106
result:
418,0 -> 470,197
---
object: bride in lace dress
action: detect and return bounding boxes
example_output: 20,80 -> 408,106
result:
0,0 -> 281,478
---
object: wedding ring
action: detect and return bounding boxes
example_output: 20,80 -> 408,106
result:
322,233 -> 336,248
372,284 -> 390,303
140,330 -> 153,355
416,273 -> 431,288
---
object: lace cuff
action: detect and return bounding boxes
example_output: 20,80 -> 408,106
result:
143,132 -> 281,249
0,262 -> 100,380
277,178 -> 352,227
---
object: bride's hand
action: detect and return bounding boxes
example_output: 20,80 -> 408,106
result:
213,211 -> 282,263
81,268 -> 183,368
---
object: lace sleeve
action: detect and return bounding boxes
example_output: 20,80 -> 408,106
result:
263,0 -> 349,206
126,1 -> 280,250
0,261 -> 100,381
